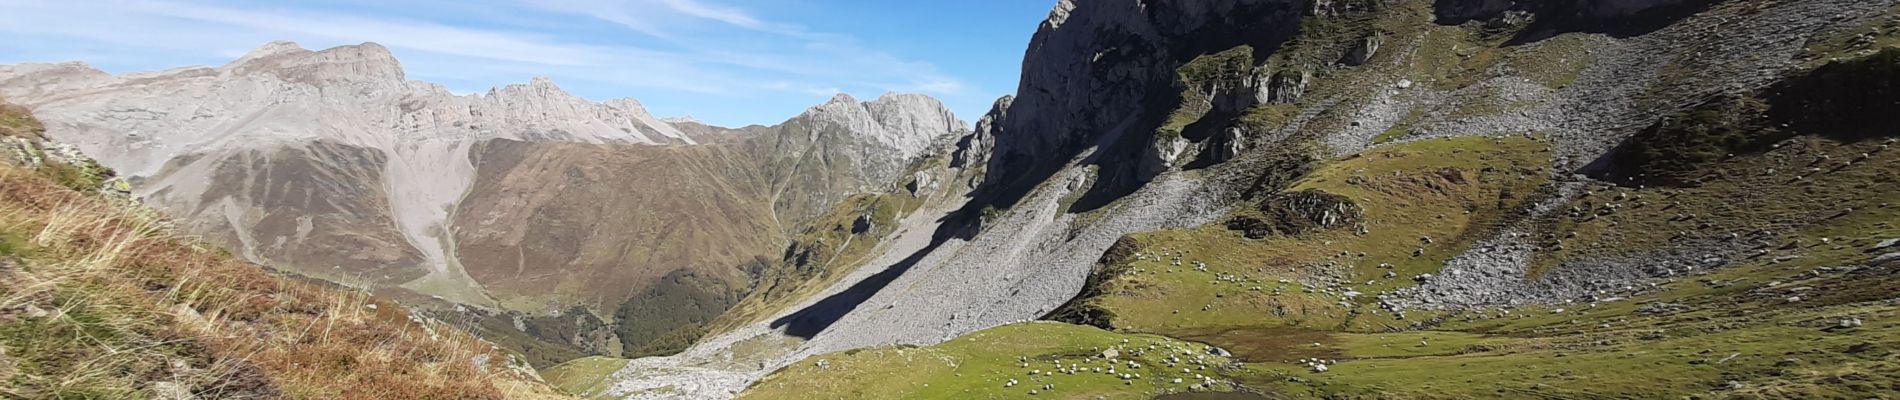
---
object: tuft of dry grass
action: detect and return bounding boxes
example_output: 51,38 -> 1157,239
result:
0,165 -> 570,399
0,98 -> 42,140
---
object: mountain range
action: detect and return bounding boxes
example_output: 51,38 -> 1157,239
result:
3,0 -> 1900,398
0,42 -> 969,364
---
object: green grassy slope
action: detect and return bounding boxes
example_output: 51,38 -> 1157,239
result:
742,322 -> 1241,400
542,356 -> 632,398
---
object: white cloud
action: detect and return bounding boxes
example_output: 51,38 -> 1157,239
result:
655,0 -> 768,30
520,0 -> 969,96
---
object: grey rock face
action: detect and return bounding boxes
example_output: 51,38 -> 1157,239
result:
907,171 -> 935,196
1344,35 -> 1384,66
982,0 -> 1304,186
745,92 -> 969,229
1263,68 -> 1312,105
866,93 -> 967,156
787,93 -> 968,187
952,96 -> 1012,171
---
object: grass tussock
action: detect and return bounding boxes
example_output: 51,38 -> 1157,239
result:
0,99 -> 43,140
0,165 -> 568,399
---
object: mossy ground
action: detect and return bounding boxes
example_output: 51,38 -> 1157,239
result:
1370,110 -> 1424,144
1796,3 -> 1900,68
542,356 -> 631,398
1083,136 -> 1550,335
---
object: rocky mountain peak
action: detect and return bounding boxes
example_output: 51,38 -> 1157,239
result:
866,92 -> 968,142
0,62 -> 116,100
227,41 -> 404,84
797,92 -> 965,158
492,75 -> 575,100
230,40 -> 308,64
824,92 -> 860,105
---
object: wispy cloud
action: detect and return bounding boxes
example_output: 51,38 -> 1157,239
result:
0,0 -> 981,125
655,0 -> 769,30
145,2 -> 608,66
519,0 -> 970,96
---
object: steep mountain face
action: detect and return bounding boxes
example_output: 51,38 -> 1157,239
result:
545,0 -> 1900,398
743,93 -> 968,228
0,42 -> 967,366
979,0 -> 1307,198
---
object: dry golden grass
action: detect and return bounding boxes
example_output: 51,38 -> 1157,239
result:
0,165 -> 570,399
0,98 -> 42,140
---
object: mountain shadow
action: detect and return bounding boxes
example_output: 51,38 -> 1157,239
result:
768,209 -> 981,339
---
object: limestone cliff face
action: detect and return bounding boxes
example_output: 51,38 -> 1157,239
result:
979,0 -> 1305,196
744,93 -> 969,228
951,96 -> 1012,172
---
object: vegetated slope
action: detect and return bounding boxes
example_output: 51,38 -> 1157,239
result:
736,0 -> 1900,398
0,44 -> 968,368
451,139 -> 780,361
0,106 -> 569,399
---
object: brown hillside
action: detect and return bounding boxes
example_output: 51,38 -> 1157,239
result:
0,164 -> 567,398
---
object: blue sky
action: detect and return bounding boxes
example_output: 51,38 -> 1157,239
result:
0,0 -> 1053,127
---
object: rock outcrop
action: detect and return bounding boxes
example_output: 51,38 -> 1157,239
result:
981,0 -> 1304,190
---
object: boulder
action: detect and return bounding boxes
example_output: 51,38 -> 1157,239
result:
1344,35 -> 1384,66
852,213 -> 875,234
1226,190 -> 1365,239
